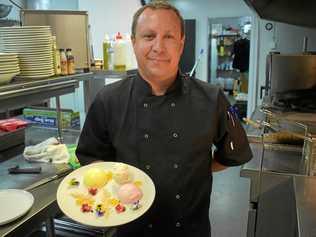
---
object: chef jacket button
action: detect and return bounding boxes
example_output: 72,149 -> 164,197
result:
145,165 -> 151,170
143,103 -> 148,108
144,134 -> 149,139
176,194 -> 181,199
173,163 -> 179,169
172,132 -> 179,138
171,102 -> 176,107
148,223 -> 153,228
175,222 -> 181,228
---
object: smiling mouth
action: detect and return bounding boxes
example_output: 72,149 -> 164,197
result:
148,58 -> 169,62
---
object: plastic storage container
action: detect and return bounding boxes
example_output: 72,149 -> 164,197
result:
113,32 -> 126,72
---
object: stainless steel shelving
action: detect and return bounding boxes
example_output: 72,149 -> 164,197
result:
0,72 -> 93,112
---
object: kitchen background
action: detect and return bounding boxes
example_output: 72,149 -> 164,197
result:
0,1 -> 316,236
1,0 -> 316,117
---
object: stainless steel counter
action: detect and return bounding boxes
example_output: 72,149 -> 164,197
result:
241,105 -> 316,237
294,175 -> 316,237
0,177 -> 63,237
241,142 -> 303,202
0,126 -> 79,236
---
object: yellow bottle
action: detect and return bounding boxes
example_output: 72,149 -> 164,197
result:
103,34 -> 110,71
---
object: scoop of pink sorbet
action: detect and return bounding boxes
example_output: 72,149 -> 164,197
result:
117,183 -> 143,204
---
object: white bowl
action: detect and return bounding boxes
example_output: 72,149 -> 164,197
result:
0,71 -> 19,85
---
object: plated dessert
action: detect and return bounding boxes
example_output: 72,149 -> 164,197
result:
57,162 -> 155,227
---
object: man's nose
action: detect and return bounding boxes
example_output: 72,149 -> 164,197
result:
152,37 -> 165,53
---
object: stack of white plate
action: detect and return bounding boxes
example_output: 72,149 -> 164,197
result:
0,53 -> 20,85
0,26 -> 54,79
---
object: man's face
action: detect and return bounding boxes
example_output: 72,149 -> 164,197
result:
132,8 -> 185,81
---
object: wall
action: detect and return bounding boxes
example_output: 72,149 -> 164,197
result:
256,20 -> 316,105
171,0 -> 257,116
0,0 -> 25,22
78,0 -> 141,59
172,0 -> 316,115
171,0 -> 252,82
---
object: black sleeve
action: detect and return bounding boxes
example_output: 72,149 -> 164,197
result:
213,90 -> 252,166
76,91 -> 116,166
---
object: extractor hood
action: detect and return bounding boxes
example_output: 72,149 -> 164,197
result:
244,0 -> 316,28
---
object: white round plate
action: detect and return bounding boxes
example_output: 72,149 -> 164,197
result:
16,72 -> 54,79
20,69 -> 54,75
21,65 -> 53,71
19,61 -> 53,66
17,50 -> 53,54
0,63 -> 19,68
1,35 -> 52,41
0,67 -> 20,73
0,59 -> 18,63
0,189 -> 34,225
0,31 -> 51,36
0,52 -> 18,57
19,59 -> 54,68
19,60 -> 53,65
0,26 -> 51,29
0,27 -> 51,33
0,70 -> 20,75
57,162 -> 156,227
3,45 -> 52,51
21,69 -> 54,74
0,29 -> 51,33
1,40 -> 52,45
0,66 -> 19,72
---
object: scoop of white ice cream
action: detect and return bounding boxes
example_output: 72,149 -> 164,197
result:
113,164 -> 133,184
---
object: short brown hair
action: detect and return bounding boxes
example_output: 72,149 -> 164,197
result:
131,1 -> 185,39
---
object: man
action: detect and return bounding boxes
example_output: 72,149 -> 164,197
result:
76,1 -> 252,237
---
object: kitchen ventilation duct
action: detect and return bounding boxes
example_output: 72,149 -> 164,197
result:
244,0 -> 316,28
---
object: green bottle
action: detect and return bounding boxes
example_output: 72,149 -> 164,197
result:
103,34 -> 110,70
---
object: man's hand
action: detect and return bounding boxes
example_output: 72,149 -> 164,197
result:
211,159 -> 228,172
211,153 -> 228,172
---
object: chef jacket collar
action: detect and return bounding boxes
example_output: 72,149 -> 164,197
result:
135,71 -> 189,97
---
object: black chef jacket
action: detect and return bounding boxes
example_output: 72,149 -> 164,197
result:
76,71 -> 252,237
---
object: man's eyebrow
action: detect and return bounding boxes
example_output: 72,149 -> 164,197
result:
140,29 -> 155,34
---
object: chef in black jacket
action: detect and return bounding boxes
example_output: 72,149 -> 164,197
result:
76,2 -> 252,237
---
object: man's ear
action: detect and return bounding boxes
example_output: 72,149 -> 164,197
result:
180,35 -> 185,54
131,36 -> 136,48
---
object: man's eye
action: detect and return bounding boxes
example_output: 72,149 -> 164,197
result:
144,34 -> 154,40
165,35 -> 174,39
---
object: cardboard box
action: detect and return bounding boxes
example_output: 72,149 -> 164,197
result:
23,107 -> 80,129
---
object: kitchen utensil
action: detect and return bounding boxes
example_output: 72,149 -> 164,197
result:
24,167 -> 71,191
8,165 -> 42,174
0,4 -> 12,18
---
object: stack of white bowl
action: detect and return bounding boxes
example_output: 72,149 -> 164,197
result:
0,26 -> 54,79
0,52 -> 20,85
